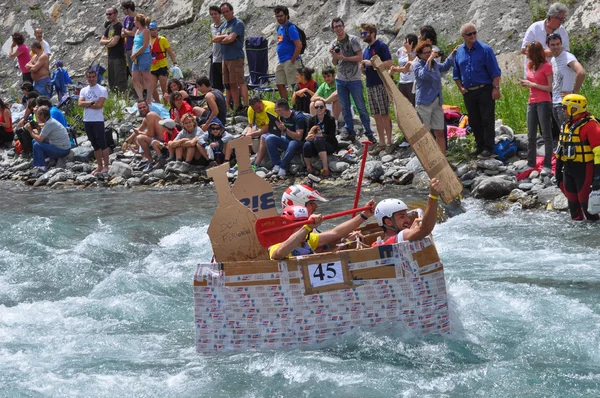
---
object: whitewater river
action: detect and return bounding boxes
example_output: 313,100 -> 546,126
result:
1,183 -> 599,397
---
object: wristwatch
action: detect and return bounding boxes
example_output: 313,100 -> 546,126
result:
90,101 -> 96,107
493,86 -> 500,89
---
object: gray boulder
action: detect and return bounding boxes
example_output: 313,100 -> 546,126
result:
406,157 -> 424,173
476,158 -> 504,171
109,161 -> 133,179
329,161 -> 350,173
70,146 -> 95,162
536,186 -> 563,205
75,174 -> 97,185
472,176 -> 517,199
364,161 -> 384,181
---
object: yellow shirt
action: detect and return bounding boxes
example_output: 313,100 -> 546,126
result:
247,100 -> 275,129
269,232 -> 320,259
150,36 -> 170,71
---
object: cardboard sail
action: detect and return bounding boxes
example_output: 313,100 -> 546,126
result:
206,163 -> 269,262
194,235 -> 449,353
230,136 -> 278,218
371,55 -> 463,203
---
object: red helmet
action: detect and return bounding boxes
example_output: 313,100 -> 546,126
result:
281,205 -> 310,222
281,184 -> 328,208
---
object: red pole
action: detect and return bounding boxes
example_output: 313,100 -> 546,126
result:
353,140 -> 372,216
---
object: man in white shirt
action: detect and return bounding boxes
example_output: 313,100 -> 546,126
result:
34,28 -> 51,55
521,2 -> 569,76
548,33 -> 586,131
78,69 -> 109,175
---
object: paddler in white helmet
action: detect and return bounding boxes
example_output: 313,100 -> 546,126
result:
373,178 -> 441,245
281,183 -> 328,215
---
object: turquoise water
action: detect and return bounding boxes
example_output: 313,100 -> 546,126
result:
1,184 -> 599,397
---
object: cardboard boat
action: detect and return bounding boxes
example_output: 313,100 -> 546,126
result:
194,154 -> 450,354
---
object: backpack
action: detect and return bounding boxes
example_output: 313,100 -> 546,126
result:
285,23 -> 307,54
493,139 -> 518,161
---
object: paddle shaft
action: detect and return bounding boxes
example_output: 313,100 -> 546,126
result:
353,140 -> 372,216
260,205 -> 371,235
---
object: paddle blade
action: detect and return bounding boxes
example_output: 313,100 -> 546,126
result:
255,216 -> 296,248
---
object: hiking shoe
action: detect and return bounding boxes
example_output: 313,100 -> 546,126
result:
338,130 -> 356,142
470,148 -> 483,157
278,168 -> 287,177
251,162 -> 257,171
369,144 -> 384,155
135,160 -> 150,170
228,163 -> 239,173
143,162 -> 153,173
477,150 -> 495,159
385,144 -> 395,154
272,165 -> 281,174
366,135 -> 377,144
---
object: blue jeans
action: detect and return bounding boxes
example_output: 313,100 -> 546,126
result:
32,140 -> 71,168
34,77 -> 52,97
336,79 -> 374,137
265,134 -> 303,169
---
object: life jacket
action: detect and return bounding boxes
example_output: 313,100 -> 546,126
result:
150,36 -> 167,64
557,115 -> 596,163
370,235 -> 398,247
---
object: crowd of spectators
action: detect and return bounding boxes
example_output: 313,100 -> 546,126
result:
0,1 -> 589,185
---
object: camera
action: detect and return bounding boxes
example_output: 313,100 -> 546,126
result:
437,50 -> 445,58
333,45 -> 341,54
29,120 -> 38,130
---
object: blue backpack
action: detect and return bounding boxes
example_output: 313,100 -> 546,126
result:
494,139 -> 518,161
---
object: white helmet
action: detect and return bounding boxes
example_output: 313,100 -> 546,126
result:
374,199 -> 408,226
281,184 -> 328,207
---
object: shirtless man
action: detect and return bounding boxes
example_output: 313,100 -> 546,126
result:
26,42 -> 51,97
122,101 -> 167,168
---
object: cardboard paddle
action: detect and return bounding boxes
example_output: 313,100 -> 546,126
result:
255,205 -> 371,248
206,163 -> 269,262
372,55 -> 463,203
230,136 -> 278,218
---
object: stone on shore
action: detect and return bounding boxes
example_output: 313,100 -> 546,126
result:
472,176 -> 517,199
109,161 -> 133,179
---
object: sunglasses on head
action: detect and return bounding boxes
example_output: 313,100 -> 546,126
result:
463,31 -> 477,37
315,105 -> 325,109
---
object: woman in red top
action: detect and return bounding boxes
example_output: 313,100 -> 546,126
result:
292,67 -> 319,114
520,41 -> 554,172
0,98 -> 13,147
169,91 -> 204,127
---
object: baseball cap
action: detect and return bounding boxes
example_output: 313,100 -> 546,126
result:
158,118 -> 176,129
149,22 -> 158,29
55,60 -> 63,68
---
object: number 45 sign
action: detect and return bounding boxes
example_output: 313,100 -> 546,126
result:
308,261 -> 344,288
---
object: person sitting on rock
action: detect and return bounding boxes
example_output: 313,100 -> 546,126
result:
372,178 -> 440,245
195,75 -> 228,130
198,118 -> 233,167
169,91 -> 203,128
164,78 -> 189,104
292,67 -> 318,114
122,100 -> 167,171
168,113 -> 202,164
266,98 -> 309,177
242,96 -> 276,168
303,99 -> 338,177
149,118 -> 179,168
269,200 -> 375,260
25,105 -> 71,175
310,66 -> 340,119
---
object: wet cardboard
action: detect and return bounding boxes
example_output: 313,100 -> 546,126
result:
206,163 -> 269,262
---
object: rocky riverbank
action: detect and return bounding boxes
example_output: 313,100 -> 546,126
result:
0,111 -> 568,214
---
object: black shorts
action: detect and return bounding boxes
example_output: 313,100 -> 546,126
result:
84,121 -> 107,151
151,67 -> 169,78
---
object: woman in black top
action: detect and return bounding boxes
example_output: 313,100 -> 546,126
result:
303,99 -> 338,177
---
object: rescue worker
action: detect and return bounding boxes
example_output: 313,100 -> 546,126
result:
269,200 -> 375,260
555,94 -> 600,221
372,178 -> 441,244
281,184 -> 328,215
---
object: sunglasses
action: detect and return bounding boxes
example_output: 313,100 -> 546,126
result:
555,16 -> 566,22
106,12 -> 114,16
314,105 -> 325,109
421,50 -> 432,55
463,31 -> 477,37
210,126 -> 221,131
360,31 -> 368,37
332,25 -> 344,29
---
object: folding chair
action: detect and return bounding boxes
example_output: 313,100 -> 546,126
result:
245,36 -> 278,101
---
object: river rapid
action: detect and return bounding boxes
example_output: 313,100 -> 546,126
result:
1,183 -> 599,397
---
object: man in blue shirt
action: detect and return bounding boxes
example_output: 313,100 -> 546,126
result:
360,23 -> 393,154
36,96 -> 68,128
265,98 -> 308,177
274,6 -> 302,100
212,2 -> 248,114
453,23 -> 502,160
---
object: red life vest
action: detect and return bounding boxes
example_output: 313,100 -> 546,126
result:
370,235 -> 397,247
150,36 -> 166,63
